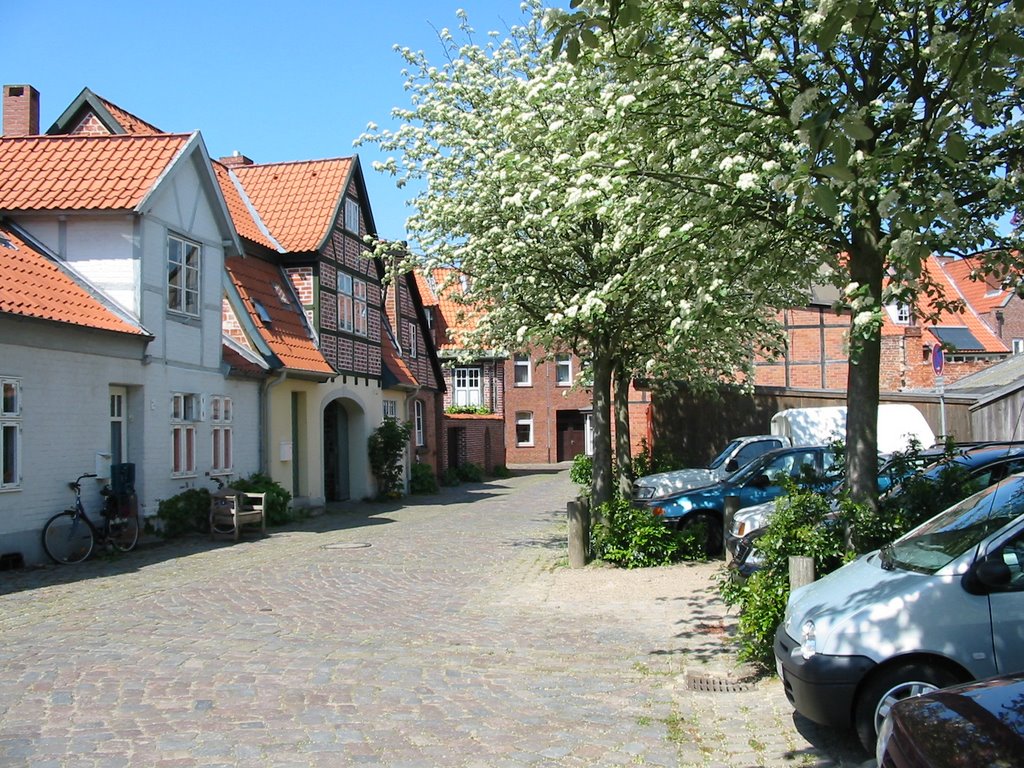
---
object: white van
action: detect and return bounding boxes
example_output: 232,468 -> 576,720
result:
769,403 -> 935,454
774,472 -> 1024,753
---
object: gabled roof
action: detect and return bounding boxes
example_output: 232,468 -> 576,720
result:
939,257 -> 1013,315
223,254 -> 334,377
381,320 -> 419,390
231,157 -> 354,252
0,223 -> 149,338
415,267 -> 485,352
0,133 -> 192,212
212,161 -> 280,252
882,255 -> 1008,354
47,87 -> 162,136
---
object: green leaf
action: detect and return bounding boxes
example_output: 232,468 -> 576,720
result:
945,132 -> 968,162
552,30 -> 566,58
567,36 -> 581,64
817,163 -> 855,183
815,12 -> 845,48
812,184 -> 839,217
581,28 -> 599,48
841,116 -> 873,141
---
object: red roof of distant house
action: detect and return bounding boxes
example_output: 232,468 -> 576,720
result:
224,254 -> 333,376
882,255 -> 1008,353
0,225 -> 148,337
96,95 -> 163,134
415,267 -> 486,351
939,256 -> 1013,315
381,323 -> 419,387
231,158 -> 353,253
0,133 -> 191,211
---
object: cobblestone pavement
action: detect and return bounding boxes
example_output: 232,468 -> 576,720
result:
0,468 -> 870,767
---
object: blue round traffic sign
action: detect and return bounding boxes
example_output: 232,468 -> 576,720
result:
932,346 -> 944,375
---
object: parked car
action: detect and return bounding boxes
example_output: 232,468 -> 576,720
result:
731,443 -> 1024,575
641,445 -> 839,555
631,435 -> 789,502
774,471 -> 1024,753
876,672 -> 1024,767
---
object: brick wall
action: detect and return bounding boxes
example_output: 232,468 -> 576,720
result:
753,306 -> 849,390
69,113 -> 110,136
441,414 -> 506,473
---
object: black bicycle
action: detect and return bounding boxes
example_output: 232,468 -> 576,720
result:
42,473 -> 139,564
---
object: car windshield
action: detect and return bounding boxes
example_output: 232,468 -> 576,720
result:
883,475 -> 1024,574
707,440 -> 743,470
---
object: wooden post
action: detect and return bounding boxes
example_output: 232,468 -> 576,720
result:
724,495 -> 740,562
789,556 -> 815,591
567,496 -> 591,568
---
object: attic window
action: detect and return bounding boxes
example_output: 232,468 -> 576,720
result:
345,198 -> 360,234
0,234 -> 13,250
253,299 -> 273,325
273,282 -> 291,306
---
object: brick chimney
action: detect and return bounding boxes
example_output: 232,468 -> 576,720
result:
219,150 -> 255,168
3,85 -> 40,136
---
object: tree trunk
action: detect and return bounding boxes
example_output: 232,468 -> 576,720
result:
590,339 -> 615,512
845,212 -> 884,539
614,365 -> 633,499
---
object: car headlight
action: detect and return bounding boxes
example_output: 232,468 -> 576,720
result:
876,712 -> 895,765
634,486 -> 654,500
800,619 -> 817,659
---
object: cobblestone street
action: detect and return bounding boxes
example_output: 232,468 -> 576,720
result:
0,468 -> 868,767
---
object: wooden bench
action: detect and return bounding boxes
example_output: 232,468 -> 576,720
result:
210,489 -> 267,541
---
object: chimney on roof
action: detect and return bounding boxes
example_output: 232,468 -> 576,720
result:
219,150 -> 255,168
3,84 -> 40,136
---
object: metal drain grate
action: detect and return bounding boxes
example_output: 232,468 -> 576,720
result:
321,542 -> 372,550
684,672 -> 754,693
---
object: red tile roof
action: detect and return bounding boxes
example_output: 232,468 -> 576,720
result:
212,161 -> 279,251
222,343 -> 268,379
938,256 -> 1012,315
231,158 -> 352,253
882,255 -> 1008,353
0,225 -> 148,337
0,133 -> 191,212
416,267 -> 485,351
224,254 -> 333,376
381,323 -> 418,387
96,95 -> 163,134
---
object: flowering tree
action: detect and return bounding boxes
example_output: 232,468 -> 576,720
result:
361,2 -> 830,508
551,0 -> 1024,509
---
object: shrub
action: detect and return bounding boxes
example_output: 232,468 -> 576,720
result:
155,488 -> 211,538
368,418 -> 413,499
441,466 -> 462,486
632,438 -> 675,479
457,462 -> 485,483
591,498 -> 699,568
410,462 -> 439,494
445,405 -> 492,415
569,453 -> 593,492
230,473 -> 294,526
490,464 -> 512,478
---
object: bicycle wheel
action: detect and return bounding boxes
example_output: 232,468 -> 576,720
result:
107,514 -> 139,552
42,511 -> 94,564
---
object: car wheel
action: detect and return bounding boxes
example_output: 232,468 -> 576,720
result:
853,662 -> 961,754
680,512 -> 723,558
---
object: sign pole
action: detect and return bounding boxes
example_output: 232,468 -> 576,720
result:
933,347 -> 946,439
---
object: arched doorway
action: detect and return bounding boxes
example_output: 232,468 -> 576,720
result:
323,400 -> 350,501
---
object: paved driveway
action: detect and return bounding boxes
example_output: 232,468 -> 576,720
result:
0,468 -> 868,767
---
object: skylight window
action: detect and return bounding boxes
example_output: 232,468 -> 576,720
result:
253,299 -> 272,325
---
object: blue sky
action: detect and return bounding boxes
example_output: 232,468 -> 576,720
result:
5,1 -> 543,242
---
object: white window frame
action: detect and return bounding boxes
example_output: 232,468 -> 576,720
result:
887,301 -> 910,325
210,395 -> 233,476
1014,339 -> 1024,355
555,354 -> 573,387
109,387 -> 127,467
167,234 -> 201,317
171,393 -> 198,477
515,411 -> 534,447
514,353 -> 532,386
345,197 -> 360,234
1,377 -> 22,489
407,320 -> 418,358
354,278 -> 367,336
337,273 -> 354,332
452,367 -> 483,407
414,400 -> 425,446
383,399 -> 398,420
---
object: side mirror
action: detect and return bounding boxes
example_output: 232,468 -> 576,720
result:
725,459 -> 739,473
963,557 -> 1012,594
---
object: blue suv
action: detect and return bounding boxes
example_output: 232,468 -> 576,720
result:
640,445 -> 840,556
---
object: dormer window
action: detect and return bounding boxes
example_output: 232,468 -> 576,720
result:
886,302 -> 911,325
